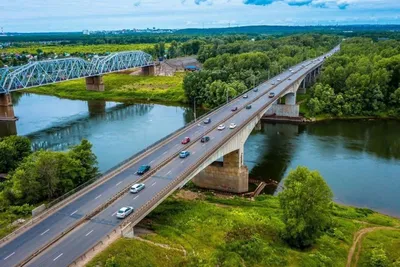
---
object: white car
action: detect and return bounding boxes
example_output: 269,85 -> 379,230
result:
229,123 -> 237,129
130,183 -> 145,193
289,68 -> 292,71
217,124 -> 226,130
116,206 -> 134,219
290,70 -> 294,73
277,78 -> 281,81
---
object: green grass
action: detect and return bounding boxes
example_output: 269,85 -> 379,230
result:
87,193 -> 400,267
357,229 -> 400,266
25,72 -> 187,103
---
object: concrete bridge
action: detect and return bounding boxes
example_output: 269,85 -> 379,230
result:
0,45 -> 339,267
0,51 -> 155,121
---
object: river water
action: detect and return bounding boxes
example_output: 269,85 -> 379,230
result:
1,93 -> 399,217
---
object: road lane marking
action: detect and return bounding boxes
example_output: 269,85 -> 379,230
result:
151,182 -> 156,187
95,194 -> 102,200
174,144 -> 179,147
134,196 -> 139,200
70,210 -> 78,216
192,151 -> 196,155
202,144 -> 205,147
181,160 -> 184,164
4,252 -> 15,260
40,229 -> 50,236
195,130 -> 199,133
150,160 -> 154,164
211,137 -> 215,140
112,211 -> 117,217
53,253 -> 63,261
166,170 -> 171,175
116,181 -> 122,186
85,230 -> 94,237
163,151 -> 167,155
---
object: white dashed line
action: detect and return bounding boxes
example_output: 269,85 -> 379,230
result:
53,253 -> 63,261
85,230 -> 94,237
151,182 -> 157,187
166,170 -> 171,175
4,252 -> 15,260
150,160 -> 154,164
40,229 -> 50,236
181,160 -> 184,164
116,181 -> 122,186
174,144 -> 179,147
70,210 -> 78,216
134,196 -> 139,200
163,151 -> 167,155
112,211 -> 117,217
202,144 -> 205,147
95,194 -> 102,200
211,137 -> 215,140
192,151 -> 196,155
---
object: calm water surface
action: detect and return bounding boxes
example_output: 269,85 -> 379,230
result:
1,93 -> 399,217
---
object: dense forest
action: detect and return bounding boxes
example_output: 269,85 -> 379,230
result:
183,34 -> 340,108
308,38 -> 400,117
0,137 -> 98,238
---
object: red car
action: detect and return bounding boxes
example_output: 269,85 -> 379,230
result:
181,137 -> 190,144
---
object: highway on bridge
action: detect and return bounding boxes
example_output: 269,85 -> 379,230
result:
0,46 -> 339,267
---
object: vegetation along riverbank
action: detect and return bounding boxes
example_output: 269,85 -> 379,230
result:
87,167 -> 400,267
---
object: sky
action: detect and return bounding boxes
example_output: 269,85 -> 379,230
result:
0,0 -> 399,32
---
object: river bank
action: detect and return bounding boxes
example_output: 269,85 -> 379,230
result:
87,189 -> 400,267
25,72 -> 187,104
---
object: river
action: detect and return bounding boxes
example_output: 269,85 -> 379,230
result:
1,93 -> 399,217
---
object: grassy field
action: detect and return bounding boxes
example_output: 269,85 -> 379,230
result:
3,44 -> 157,55
87,191 -> 400,267
25,72 -> 187,103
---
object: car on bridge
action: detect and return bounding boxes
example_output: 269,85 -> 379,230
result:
116,206 -> 134,219
204,118 -> 211,124
229,123 -> 237,129
271,81 -> 276,85
253,88 -> 258,92
277,78 -> 281,81
130,183 -> 145,193
243,94 -> 248,99
217,124 -> 226,130
179,151 -> 190,158
231,107 -> 238,112
201,136 -> 210,143
136,165 -> 150,175
246,105 -> 252,109
269,92 -> 275,98
181,137 -> 190,144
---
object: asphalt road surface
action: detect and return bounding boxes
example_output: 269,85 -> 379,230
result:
0,46 -> 339,267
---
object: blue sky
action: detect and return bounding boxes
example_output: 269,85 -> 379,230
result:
1,0 -> 399,32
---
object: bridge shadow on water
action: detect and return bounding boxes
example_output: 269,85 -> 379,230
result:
245,122 -> 305,195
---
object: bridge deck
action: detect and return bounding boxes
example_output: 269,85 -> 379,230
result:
0,46 -> 340,267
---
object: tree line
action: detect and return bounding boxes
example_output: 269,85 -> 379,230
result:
183,34 -> 340,108
0,136 -> 98,233
307,37 -> 400,117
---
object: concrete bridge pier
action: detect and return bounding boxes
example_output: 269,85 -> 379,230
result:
298,79 -> 307,94
142,65 -> 155,76
86,76 -> 104,91
254,120 -> 262,131
192,147 -> 249,193
0,94 -> 17,121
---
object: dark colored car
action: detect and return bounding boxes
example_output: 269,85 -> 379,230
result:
179,151 -> 190,158
253,88 -> 258,92
246,105 -> 252,109
181,137 -> 190,144
204,118 -> 211,124
243,94 -> 248,99
231,107 -> 238,112
136,165 -> 150,175
268,92 -> 275,98
201,136 -> 210,143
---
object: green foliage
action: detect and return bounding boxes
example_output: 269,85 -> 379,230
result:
184,34 -> 339,108
279,166 -> 334,248
0,136 -> 31,173
308,38 -> 400,117
369,247 -> 389,267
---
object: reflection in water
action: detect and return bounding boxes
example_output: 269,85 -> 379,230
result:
245,120 -> 400,217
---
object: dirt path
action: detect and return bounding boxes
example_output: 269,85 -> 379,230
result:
133,236 -> 187,256
346,226 -> 398,267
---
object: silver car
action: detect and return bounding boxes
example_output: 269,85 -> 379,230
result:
130,183 -> 145,193
116,206 -> 134,219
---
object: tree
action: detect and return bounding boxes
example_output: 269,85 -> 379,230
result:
279,166 -> 333,248
68,139 -> 98,185
369,247 -> 389,267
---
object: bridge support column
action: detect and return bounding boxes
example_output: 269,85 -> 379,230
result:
192,147 -> 248,193
265,92 -> 299,118
142,65 -> 155,76
86,76 -> 104,91
0,94 -> 17,121
298,79 -> 306,94
254,120 -> 262,131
